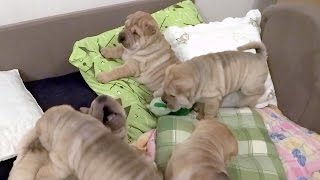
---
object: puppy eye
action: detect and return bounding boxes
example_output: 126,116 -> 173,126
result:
170,94 -> 176,98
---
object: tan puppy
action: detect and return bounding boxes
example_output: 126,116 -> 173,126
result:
8,95 -> 153,180
97,11 -> 179,94
31,105 -> 161,180
8,128 -> 78,180
165,120 -> 238,180
159,42 -> 268,119
79,95 -> 127,141
8,129 -> 50,180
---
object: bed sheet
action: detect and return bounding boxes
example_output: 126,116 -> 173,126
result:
257,107 -> 320,180
25,72 -> 97,111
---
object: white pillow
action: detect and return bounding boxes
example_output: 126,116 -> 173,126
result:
0,69 -> 43,161
163,9 -> 277,108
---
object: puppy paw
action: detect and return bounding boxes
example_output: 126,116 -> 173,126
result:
193,103 -> 202,112
153,89 -> 163,98
96,72 -> 111,84
196,112 -> 204,120
100,48 -> 116,59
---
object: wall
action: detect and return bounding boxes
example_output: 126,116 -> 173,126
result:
0,0 -> 135,26
195,0 -> 273,22
278,0 -> 320,6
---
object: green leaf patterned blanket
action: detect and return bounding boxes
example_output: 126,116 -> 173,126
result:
69,0 -> 203,142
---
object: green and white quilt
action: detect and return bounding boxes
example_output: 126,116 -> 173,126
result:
156,108 -> 286,180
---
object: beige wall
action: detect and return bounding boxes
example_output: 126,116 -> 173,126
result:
0,0 -> 136,26
277,0 -> 320,6
195,0 -> 273,22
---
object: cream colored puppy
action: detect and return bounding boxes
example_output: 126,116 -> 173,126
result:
97,11 -> 179,93
8,95 -> 128,180
33,105 -> 161,180
9,95 -> 161,180
79,95 -> 127,142
160,42 -> 268,119
8,129 -> 78,180
165,120 -> 238,180
8,130 -> 50,180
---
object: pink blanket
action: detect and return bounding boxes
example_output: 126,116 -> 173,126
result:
257,108 -> 320,180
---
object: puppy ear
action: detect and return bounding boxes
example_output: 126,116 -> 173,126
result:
216,172 -> 229,180
80,105 -> 104,122
172,78 -> 194,91
144,22 -> 157,35
126,11 -> 147,21
126,13 -> 134,20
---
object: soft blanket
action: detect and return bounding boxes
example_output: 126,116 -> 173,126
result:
257,108 -> 320,180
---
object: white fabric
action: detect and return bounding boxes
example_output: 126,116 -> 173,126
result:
163,9 -> 277,108
0,69 -> 43,161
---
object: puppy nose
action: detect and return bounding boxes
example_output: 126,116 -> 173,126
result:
161,97 -> 167,104
118,32 -> 126,43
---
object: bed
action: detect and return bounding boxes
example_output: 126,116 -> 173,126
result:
1,0 -> 320,179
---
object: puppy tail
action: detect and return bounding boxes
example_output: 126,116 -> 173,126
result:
15,128 -> 42,164
237,41 -> 267,57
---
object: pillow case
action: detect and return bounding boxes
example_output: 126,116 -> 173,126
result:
156,108 -> 286,180
163,9 -> 277,109
69,0 -> 203,141
0,69 -> 43,161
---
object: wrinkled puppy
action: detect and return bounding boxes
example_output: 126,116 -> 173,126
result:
97,11 -> 179,93
160,42 -> 268,119
8,129 -> 78,180
33,105 -> 161,180
8,131 -> 50,180
8,95 -> 131,180
165,120 -> 238,180
80,95 -> 127,141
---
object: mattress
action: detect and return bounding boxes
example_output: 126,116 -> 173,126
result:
0,72 -> 97,180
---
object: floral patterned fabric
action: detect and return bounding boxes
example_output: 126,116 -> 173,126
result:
257,108 -> 320,180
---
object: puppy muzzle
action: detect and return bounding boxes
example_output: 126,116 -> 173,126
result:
118,32 -> 126,43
